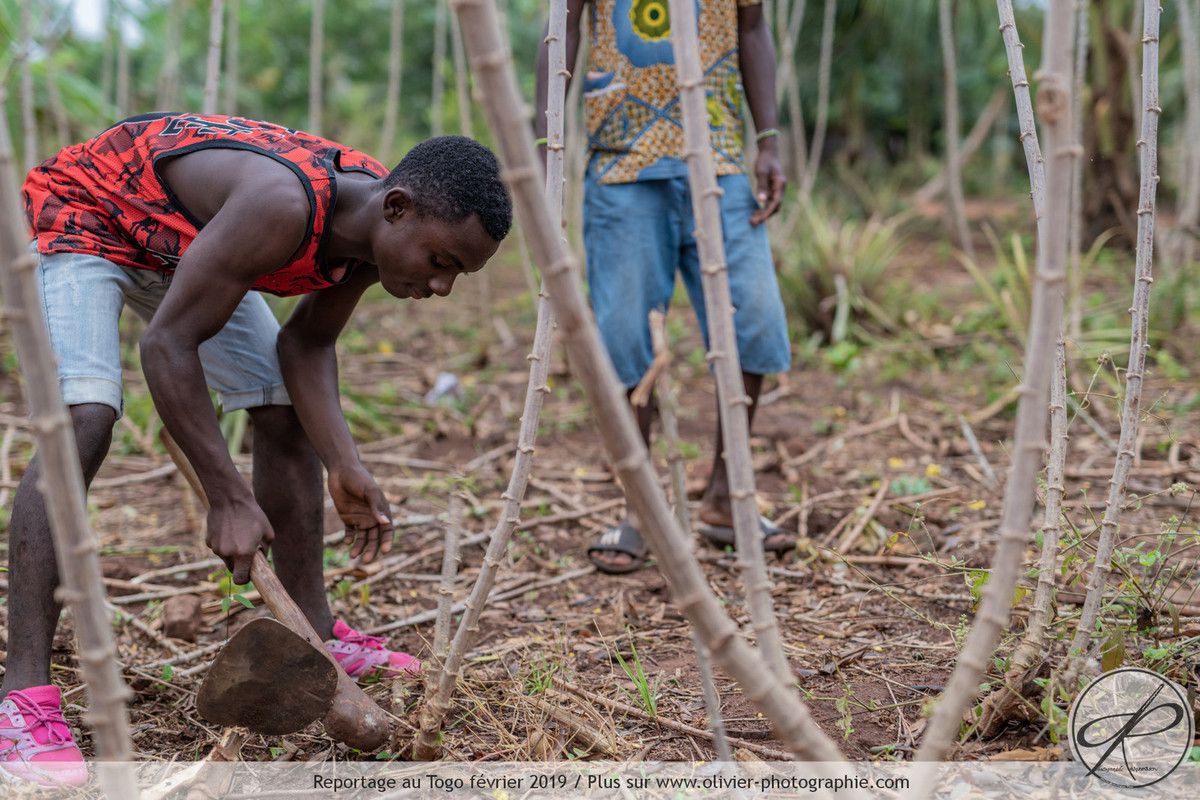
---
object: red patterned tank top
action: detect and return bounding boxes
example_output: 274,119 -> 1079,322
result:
22,113 -> 387,296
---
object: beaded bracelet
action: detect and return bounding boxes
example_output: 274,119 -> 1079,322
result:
755,128 -> 781,143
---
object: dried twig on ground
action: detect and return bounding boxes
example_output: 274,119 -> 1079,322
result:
555,685 -> 790,761
958,415 -> 998,487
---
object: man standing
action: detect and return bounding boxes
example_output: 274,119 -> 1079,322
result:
536,1 -> 793,573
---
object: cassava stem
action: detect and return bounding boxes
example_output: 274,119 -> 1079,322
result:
410,0 -> 566,759
447,0 -> 852,768
1061,0 -> 1162,694
667,0 -> 790,684
0,96 -> 139,799
648,310 -> 732,762
915,0 -> 1077,767
975,338 -> 1069,736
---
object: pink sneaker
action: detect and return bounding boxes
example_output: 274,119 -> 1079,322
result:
325,620 -> 421,682
0,685 -> 89,788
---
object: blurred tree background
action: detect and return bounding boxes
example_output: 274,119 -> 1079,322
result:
2,0 -> 1198,374
3,1 -> 1184,195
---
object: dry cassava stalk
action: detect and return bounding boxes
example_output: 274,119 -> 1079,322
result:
913,88 -> 1008,207
431,0 -> 448,137
115,19 -> 130,117
668,0 -> 789,684
939,0 -> 976,262
775,0 -> 808,183
647,310 -> 732,762
1066,0 -> 1089,338
450,11 -> 473,138
975,338 -> 1069,736
308,0 -> 325,135
19,0 -> 37,171
996,0 -> 1048,223
410,0 -> 567,759
915,0 -> 1077,766
1061,0 -> 1162,694
157,0 -> 183,109
447,0 -> 853,768
432,490 -> 463,661
379,0 -> 406,158
0,100 -> 139,798
222,0 -> 240,115
202,0 -> 225,115
800,0 -> 837,199
1173,0 -> 1200,269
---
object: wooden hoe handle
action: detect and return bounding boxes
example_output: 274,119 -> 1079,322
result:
161,429 -> 390,750
249,554 -> 390,751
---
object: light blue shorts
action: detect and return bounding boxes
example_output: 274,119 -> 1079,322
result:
34,246 -> 291,418
583,171 -> 792,388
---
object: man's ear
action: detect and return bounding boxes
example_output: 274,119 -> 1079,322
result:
383,186 -> 414,223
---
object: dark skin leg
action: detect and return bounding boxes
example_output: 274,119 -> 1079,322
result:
1,404 -> 116,695
248,404 -> 335,641
593,372 -> 787,571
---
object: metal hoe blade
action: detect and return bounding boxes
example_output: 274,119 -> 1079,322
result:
197,617 -> 337,735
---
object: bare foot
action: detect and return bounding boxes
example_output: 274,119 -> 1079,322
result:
591,550 -> 637,571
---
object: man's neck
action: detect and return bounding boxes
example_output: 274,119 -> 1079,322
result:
325,174 -> 380,263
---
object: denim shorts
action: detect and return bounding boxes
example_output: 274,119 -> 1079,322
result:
33,245 -> 291,417
583,171 -> 791,387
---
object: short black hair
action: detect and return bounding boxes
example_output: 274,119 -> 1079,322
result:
384,136 -> 512,241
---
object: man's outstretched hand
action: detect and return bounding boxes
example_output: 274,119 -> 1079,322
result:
207,494 -> 274,585
329,465 -> 394,564
750,145 -> 786,226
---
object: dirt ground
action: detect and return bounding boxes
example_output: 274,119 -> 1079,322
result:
1,233 -> 1198,765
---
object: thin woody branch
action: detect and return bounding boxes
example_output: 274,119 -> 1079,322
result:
667,0 -> 790,684
448,0 -> 853,770
1061,0 -> 1162,694
0,98 -> 139,798
411,0 -> 567,759
975,337 -> 1069,736
915,0 -> 1077,768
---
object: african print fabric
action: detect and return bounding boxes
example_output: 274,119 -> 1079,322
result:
23,113 -> 386,297
584,0 -> 759,184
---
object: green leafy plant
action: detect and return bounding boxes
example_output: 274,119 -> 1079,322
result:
776,203 -> 905,345
524,656 -> 560,696
613,635 -> 658,720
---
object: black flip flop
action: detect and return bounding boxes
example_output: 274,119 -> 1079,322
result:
698,516 -> 794,553
587,522 -> 647,575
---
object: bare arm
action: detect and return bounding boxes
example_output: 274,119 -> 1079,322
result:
277,267 -> 395,562
738,2 -> 786,223
140,186 -> 307,582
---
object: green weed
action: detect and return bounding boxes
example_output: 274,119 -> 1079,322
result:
776,204 -> 905,345
614,634 -> 658,720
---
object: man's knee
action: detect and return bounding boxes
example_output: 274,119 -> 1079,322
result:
247,405 -> 315,460
247,404 -> 300,437
68,403 -> 117,482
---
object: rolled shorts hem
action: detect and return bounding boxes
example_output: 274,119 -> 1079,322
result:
60,376 -> 125,417
218,383 -> 292,413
